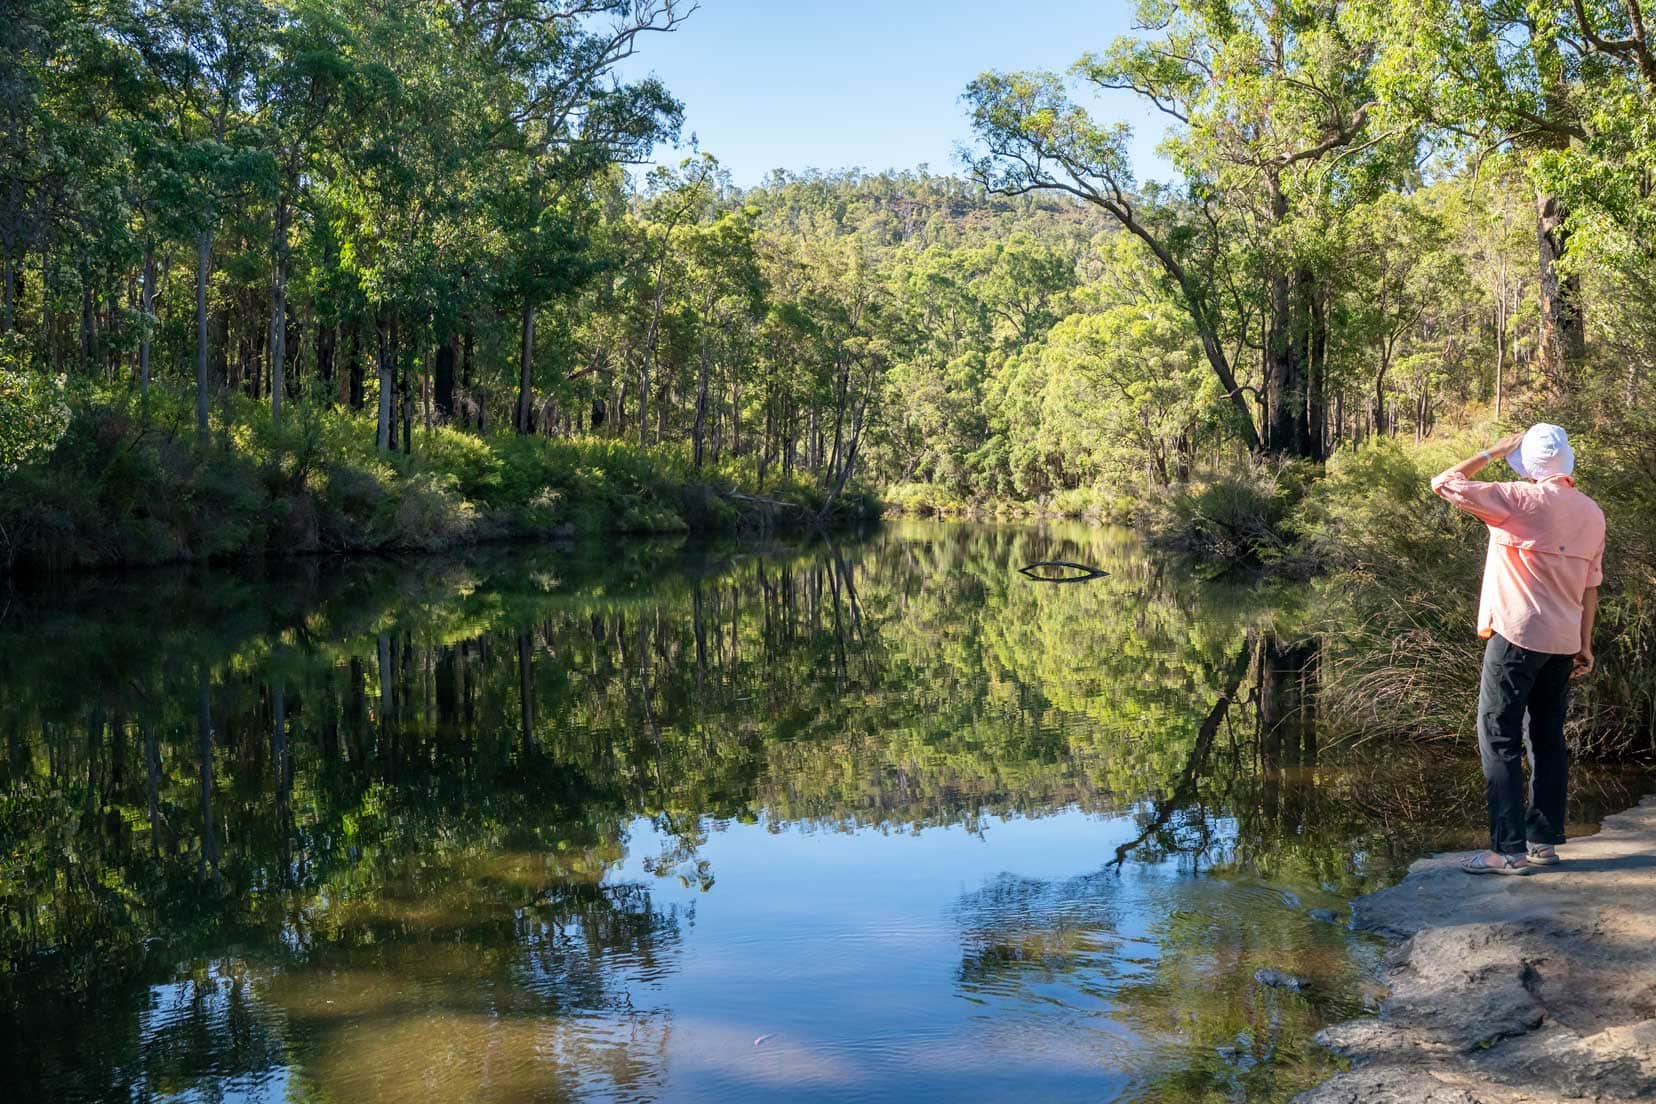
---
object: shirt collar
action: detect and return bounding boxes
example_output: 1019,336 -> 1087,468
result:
1539,473 -> 1576,488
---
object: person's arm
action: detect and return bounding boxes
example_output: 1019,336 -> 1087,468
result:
1430,430 -> 1527,523
1573,586 -> 1598,679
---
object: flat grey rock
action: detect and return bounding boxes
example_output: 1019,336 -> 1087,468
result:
1297,796 -> 1656,1104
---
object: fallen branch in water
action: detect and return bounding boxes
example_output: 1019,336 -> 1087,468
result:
1017,560 -> 1110,583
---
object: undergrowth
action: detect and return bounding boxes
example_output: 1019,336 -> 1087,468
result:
0,391 -> 879,573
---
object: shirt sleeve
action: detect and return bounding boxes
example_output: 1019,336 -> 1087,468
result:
1587,535 -> 1605,588
1430,469 -> 1513,526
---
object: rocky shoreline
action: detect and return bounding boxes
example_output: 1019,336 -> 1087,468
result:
1297,796 -> 1656,1103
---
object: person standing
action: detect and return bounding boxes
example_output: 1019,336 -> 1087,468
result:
1430,423 -> 1605,875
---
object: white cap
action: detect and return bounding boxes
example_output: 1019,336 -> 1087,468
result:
1508,423 -> 1575,480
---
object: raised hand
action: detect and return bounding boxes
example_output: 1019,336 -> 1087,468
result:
1489,430 -> 1527,459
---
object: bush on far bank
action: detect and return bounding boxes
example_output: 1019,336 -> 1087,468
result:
0,390 -> 879,574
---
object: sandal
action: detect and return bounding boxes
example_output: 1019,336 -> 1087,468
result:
1526,843 -> 1561,866
1460,851 -> 1532,876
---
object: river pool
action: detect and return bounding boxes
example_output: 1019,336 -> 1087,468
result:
1,521 -> 1644,1102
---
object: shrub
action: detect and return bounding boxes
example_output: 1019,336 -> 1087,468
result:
1293,437 -> 1472,574
882,482 -> 968,517
416,425 -> 503,498
1046,482 -> 1137,523
1146,460 -> 1306,563
0,337 -> 70,472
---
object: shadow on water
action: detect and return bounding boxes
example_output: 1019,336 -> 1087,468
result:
1,521 -> 1648,1103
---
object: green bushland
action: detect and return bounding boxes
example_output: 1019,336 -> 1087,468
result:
884,462 -> 1308,566
881,479 -> 1142,526
0,391 -> 879,574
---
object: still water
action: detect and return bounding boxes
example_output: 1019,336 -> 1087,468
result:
1,522 -> 1644,1103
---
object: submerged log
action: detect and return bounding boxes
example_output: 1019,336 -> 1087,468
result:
1017,560 -> 1110,583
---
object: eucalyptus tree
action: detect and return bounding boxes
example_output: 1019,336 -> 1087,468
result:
965,71 -> 1260,453
628,156 -> 717,446
255,0 -> 354,426
0,0 -> 131,362
0,0 -> 70,342
1367,0 -> 1656,398
323,0 -> 477,452
1337,190 -> 1462,437
879,245 -> 994,492
966,0 -> 1394,458
468,0 -> 689,435
681,205 -> 765,467
802,238 -> 897,513
118,0 -> 277,441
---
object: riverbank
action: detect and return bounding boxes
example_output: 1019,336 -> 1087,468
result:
0,397 -> 878,574
1299,795 -> 1656,1104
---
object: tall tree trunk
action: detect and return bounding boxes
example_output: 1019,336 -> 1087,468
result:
270,199 -> 289,427
348,324 -> 364,410
692,330 -> 711,468
376,312 -> 393,453
1263,185 -> 1316,459
1493,302 -> 1505,420
139,245 -> 155,396
435,334 -> 456,419
1265,179 -> 1298,454
1306,277 -> 1327,460
195,228 -> 212,442
1535,191 -> 1584,399
79,273 -> 94,368
318,321 -> 336,401
461,323 -> 476,430
731,378 -> 742,456
248,320 -> 262,401
637,354 -> 650,447
400,330 -> 412,453
517,300 -> 535,434
1373,338 -> 1390,437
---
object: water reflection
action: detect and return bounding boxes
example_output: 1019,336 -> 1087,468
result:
0,522 -> 1645,1103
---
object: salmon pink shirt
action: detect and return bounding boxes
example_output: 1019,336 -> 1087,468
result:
1430,470 -> 1605,655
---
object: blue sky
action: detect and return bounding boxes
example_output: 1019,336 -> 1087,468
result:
617,0 -> 1173,188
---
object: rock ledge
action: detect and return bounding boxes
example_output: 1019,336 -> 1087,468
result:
1297,796 -> 1656,1104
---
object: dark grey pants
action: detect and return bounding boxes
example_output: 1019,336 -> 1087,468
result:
1476,633 -> 1572,854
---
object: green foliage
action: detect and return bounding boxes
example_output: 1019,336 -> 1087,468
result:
0,356 -> 70,473
880,482 -> 970,518
1294,437 -> 1476,574
0,394 -> 871,572
1149,461 -> 1309,564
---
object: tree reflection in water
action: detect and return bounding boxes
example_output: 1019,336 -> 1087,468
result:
1,522 -> 1647,1103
